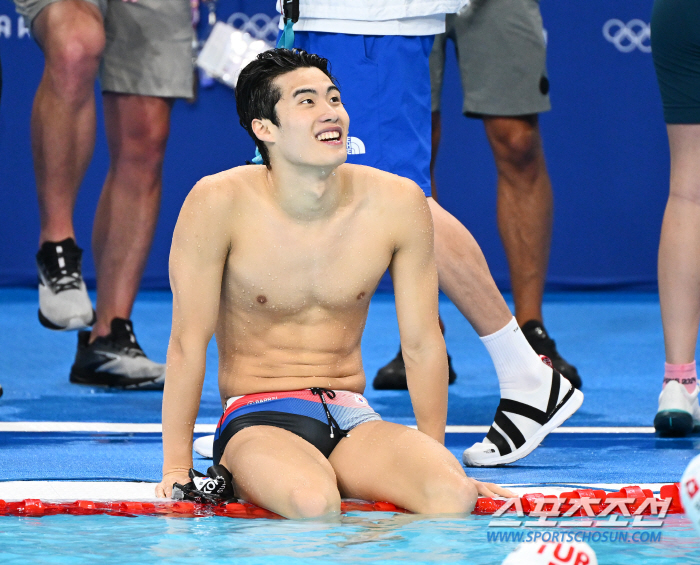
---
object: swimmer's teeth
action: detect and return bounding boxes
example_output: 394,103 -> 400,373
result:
316,131 -> 340,141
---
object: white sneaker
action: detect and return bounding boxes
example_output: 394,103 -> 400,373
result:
194,435 -> 215,459
654,381 -> 700,436
463,369 -> 583,467
36,238 -> 95,331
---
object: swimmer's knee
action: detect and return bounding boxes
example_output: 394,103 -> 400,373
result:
287,485 -> 341,519
420,476 -> 477,515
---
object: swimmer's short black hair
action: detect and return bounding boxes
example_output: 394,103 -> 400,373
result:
235,48 -> 339,169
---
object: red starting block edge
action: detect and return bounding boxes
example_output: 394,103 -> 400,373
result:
0,484 -> 684,519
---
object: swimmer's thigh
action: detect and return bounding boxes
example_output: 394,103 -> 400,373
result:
329,420 -> 476,514
222,425 -> 341,519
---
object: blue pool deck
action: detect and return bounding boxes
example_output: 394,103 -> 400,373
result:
0,289 -> 697,487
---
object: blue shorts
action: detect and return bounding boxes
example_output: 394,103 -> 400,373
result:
212,389 -> 382,464
291,32 -> 434,196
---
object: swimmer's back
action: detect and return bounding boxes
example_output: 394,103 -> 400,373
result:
173,163 -> 431,401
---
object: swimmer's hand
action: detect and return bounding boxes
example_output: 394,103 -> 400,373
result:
469,479 -> 517,499
156,470 -> 191,498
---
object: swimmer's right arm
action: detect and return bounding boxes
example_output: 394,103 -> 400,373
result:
157,178 -> 232,498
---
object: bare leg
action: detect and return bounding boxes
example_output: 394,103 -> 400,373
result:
222,426 -> 341,519
428,198 -> 512,337
330,421 -> 477,514
31,0 -> 105,244
483,115 -> 552,326
430,111 -> 442,201
659,124 -> 700,364
428,111 -> 512,336
91,94 -> 173,340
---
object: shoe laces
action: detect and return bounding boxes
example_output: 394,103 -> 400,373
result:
39,243 -> 83,293
108,320 -> 146,357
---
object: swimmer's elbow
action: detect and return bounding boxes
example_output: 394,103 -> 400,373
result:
167,333 -> 208,365
401,334 -> 446,366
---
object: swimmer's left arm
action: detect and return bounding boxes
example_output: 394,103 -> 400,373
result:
388,182 -> 448,445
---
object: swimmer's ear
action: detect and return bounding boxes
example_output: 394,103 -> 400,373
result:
251,118 -> 276,143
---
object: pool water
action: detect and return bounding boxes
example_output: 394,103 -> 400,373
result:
1,513 -> 699,564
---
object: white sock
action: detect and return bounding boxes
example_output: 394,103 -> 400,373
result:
480,317 -> 550,396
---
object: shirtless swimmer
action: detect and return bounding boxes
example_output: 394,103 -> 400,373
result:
156,49 -> 514,518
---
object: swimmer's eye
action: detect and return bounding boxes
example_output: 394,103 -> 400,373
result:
330,95 -> 341,104
300,98 -> 314,105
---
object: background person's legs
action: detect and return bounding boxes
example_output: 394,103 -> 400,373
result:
68,94 -> 172,390
32,0 -> 105,245
427,197 -> 511,337
651,0 -> 700,435
222,426 -> 341,520
91,94 -> 173,340
484,114 -> 551,327
659,125 -> 700,365
655,124 -> 700,434
31,0 -> 104,331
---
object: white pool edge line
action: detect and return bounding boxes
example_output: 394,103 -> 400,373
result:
0,423 -> 657,434
0,482 -> 672,502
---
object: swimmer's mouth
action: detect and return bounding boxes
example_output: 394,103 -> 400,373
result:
315,128 -> 343,144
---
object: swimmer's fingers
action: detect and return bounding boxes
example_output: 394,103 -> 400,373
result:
471,479 -> 517,499
155,482 -> 167,498
157,471 -> 191,498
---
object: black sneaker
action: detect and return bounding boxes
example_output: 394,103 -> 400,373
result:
36,238 -> 95,331
373,347 -> 457,390
521,320 -> 582,389
69,318 -> 165,390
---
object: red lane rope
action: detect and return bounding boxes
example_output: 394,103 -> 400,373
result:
0,484 -> 683,519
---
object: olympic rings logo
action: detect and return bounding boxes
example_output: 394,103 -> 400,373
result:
603,19 -> 651,53
226,12 -> 280,43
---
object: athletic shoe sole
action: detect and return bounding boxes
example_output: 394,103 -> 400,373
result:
654,410 -> 694,436
463,388 -> 584,467
69,368 -> 164,390
38,308 -> 96,331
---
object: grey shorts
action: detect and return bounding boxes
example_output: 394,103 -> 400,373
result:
14,0 -> 194,98
430,0 -> 550,117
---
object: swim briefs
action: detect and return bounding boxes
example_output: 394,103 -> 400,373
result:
14,0 -> 194,99
430,0 -> 550,117
212,388 -> 382,465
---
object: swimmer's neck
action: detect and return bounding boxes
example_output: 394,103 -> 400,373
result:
265,160 -> 344,221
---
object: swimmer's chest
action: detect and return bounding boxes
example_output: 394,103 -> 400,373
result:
223,214 -> 393,311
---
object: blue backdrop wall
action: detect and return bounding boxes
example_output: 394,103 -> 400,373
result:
0,0 -> 666,291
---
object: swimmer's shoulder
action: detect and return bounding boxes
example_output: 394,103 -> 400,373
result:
340,164 -> 428,213
340,164 -> 425,199
182,165 -> 267,215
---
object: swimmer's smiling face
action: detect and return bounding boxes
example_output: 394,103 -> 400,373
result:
252,67 -> 349,170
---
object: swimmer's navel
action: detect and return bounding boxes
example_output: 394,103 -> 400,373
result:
356,292 -> 366,300
257,295 -> 267,304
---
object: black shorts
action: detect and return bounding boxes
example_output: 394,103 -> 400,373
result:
652,0 -> 700,124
